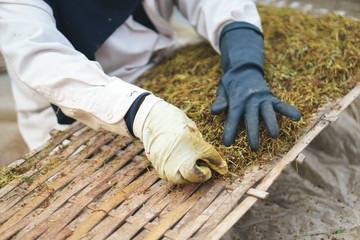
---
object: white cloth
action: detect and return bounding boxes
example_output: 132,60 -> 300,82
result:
0,0 -> 262,149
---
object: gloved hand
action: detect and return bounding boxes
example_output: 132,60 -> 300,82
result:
132,98 -> 228,185
211,22 -> 301,150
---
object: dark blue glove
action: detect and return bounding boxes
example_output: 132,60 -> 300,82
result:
211,22 -> 301,150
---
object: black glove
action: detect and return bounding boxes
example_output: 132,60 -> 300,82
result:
211,22 -> 301,150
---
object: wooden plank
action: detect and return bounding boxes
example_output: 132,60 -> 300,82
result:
0,140 -> 126,239
0,122 -> 85,200
0,129 -> 99,215
137,180 -> 236,240
54,207 -> 94,240
110,182 -> 174,240
135,182 -> 200,237
23,129 -> 98,192
164,181 -> 227,239
246,188 -> 269,199
55,153 -> 154,240
83,155 -> 150,209
0,125 -> 91,204
127,182 -> 200,240
65,170 -> 157,240
64,143 -> 143,202
173,181 -> 242,239
322,84 -> 360,122
21,175 -> 111,240
55,156 -> 153,239
157,183 -> 200,219
0,132 -> 118,227
14,143 -> 143,239
193,166 -> 270,239
87,176 -> 161,240
133,229 -> 150,240
21,140 -> 141,240
0,135 -> 130,239
295,153 -> 306,164
142,181 -> 214,240
132,180 -> 215,240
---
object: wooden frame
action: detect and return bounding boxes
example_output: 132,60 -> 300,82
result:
0,84 -> 358,239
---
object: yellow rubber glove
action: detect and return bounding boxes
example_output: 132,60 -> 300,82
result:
137,100 -> 228,184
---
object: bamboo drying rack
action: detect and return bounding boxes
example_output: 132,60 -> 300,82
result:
0,83 -> 358,239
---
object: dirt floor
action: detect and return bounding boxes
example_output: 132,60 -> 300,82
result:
1,1 -> 360,239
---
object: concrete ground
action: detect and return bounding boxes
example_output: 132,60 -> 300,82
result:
0,70 -> 28,166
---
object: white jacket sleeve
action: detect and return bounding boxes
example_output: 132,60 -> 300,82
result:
175,0 -> 262,53
0,0 -> 154,137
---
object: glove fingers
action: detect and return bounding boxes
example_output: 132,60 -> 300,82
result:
224,104 -> 244,147
245,103 -> 260,151
261,101 -> 279,138
179,140 -> 228,183
273,100 -> 301,121
199,144 -> 228,175
211,82 -> 228,115
179,161 -> 212,183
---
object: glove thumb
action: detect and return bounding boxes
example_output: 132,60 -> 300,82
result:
211,82 -> 228,115
179,140 -> 228,183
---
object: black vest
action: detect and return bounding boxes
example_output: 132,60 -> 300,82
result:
44,0 -> 155,124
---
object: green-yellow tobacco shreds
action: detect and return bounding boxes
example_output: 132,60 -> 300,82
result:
1,5 -> 360,188
139,5 -> 360,177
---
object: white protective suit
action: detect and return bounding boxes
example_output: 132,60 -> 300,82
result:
0,0 -> 263,184
0,0 -> 261,149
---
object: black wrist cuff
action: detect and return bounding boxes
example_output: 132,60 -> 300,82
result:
124,92 -> 151,138
220,21 -> 263,45
219,21 -> 265,74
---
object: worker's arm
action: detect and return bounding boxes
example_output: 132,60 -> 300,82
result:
175,1 -> 300,149
0,0 -> 227,184
175,0 -> 262,52
0,0 -> 150,137
212,22 -> 301,150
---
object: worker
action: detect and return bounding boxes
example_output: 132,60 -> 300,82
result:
0,0 -> 300,184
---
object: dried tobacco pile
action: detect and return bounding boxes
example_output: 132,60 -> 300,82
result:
140,5 -> 360,176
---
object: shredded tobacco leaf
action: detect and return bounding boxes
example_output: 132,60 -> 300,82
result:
1,5 -> 360,187
139,5 -> 360,177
